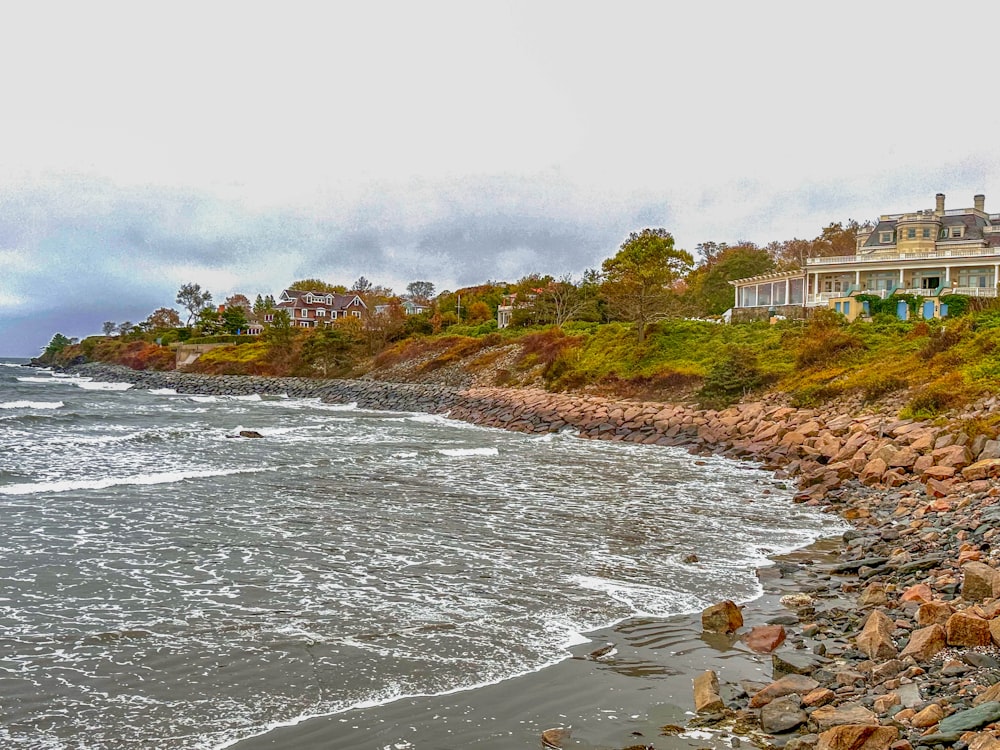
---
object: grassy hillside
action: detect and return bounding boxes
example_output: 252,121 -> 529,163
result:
38,305 -> 1000,423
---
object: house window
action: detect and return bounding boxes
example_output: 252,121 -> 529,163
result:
316,309 -> 326,317
789,278 -> 804,304
879,231 -> 893,243
300,309 -> 308,317
352,310 -> 362,318
773,281 -> 786,305
907,228 -> 916,239
951,227 -> 964,238
958,268 -> 991,288
264,314 -> 274,322
331,311 -> 338,319
922,228 -> 931,238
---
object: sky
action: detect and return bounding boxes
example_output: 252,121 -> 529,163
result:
2,1 -> 999,356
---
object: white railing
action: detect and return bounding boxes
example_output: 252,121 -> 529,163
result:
900,288 -> 937,297
951,287 -> 998,298
807,246 -> 1000,266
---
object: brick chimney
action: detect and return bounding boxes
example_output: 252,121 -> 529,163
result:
975,194 -> 986,212
935,193 -> 946,214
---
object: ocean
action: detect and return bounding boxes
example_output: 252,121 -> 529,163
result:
0,359 -> 843,749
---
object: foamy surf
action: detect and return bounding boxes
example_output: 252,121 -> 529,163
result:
437,447 -> 499,457
0,466 -> 275,496
0,400 -> 64,409
75,381 -> 133,391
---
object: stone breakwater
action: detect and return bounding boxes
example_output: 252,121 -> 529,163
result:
67,363 -> 1000,750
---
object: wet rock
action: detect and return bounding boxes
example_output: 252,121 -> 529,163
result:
761,694 -> 807,733
743,624 -> 787,654
238,430 -> 264,438
816,724 -> 897,750
694,670 -> 725,713
773,651 -> 828,677
541,727 -> 571,748
702,600 -> 743,634
749,674 -> 820,708
811,703 -> 878,732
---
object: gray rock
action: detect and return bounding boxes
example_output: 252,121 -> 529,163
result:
761,694 -> 807,733
938,701 -> 1000,733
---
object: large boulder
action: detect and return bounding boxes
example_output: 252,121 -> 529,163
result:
693,669 -> 725,713
743,624 -> 787,654
701,600 -> 743,634
761,694 -> 808,733
856,609 -> 897,660
962,561 -> 1000,601
816,725 -> 898,750
811,703 -> 878,732
946,611 -> 992,647
900,624 -> 946,661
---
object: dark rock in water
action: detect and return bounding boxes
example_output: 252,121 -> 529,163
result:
684,553 -> 700,563
702,600 -> 743,634
541,727 -> 571,748
238,430 -> 264,439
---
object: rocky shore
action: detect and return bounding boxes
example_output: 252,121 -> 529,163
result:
67,363 -> 1000,750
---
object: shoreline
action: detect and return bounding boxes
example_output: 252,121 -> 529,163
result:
60,362 -> 1000,749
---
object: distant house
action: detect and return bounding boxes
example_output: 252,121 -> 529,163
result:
265,289 -> 368,328
496,290 -> 544,328
374,299 -> 431,316
729,192 -> 1000,320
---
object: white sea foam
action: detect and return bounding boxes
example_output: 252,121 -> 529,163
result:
16,376 -> 72,384
0,400 -> 64,410
437,447 -> 499,457
570,574 -> 705,617
148,388 -> 178,395
0,466 -> 275,496
409,412 -> 482,429
188,395 -> 218,403
75,381 -> 133,391
273,398 -> 358,412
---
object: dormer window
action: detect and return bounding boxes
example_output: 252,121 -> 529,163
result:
879,231 -> 893,243
950,227 -> 964,238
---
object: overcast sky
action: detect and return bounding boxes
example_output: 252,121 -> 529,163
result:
2,1 -> 999,356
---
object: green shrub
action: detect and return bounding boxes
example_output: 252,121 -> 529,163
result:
696,345 -> 767,409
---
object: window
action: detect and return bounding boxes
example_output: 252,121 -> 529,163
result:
951,227 -> 964,238
907,228 -> 916,239
264,314 -> 273,322
352,310 -> 362,318
300,308 -> 309,317
316,308 -> 326,317
879,231 -> 893,243
922,228 -> 931,238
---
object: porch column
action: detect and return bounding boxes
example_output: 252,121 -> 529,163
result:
785,278 -> 790,306
899,268 -> 905,287
811,272 -> 818,301
855,270 -> 861,287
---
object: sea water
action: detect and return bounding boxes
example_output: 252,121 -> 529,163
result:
0,359 -> 844,749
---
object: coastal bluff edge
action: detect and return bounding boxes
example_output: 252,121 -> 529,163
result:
61,362 -> 1000,750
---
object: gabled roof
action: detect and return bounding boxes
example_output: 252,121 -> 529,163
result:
275,289 -> 367,311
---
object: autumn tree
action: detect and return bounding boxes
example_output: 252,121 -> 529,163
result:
143,308 -> 182,330
176,283 -> 213,326
600,228 -> 693,343
223,294 -> 252,311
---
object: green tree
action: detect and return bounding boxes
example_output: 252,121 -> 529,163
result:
101,321 -> 117,336
301,325 -> 357,376
686,243 -> 775,315
221,306 -> 249,334
288,279 -> 346,294
406,280 -> 435,302
176,283 -> 213,326
600,228 -> 693,343
263,309 -> 294,349
195,307 -> 223,335
41,333 -> 73,361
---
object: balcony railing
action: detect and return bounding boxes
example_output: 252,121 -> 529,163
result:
951,287 -> 998,298
807,246 -> 1000,266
